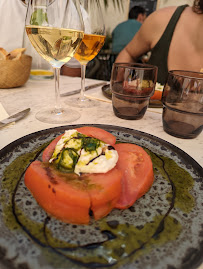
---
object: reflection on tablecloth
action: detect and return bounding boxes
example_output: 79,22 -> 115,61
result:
0,103 -> 9,120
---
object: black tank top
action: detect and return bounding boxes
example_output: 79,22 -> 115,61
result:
148,5 -> 188,85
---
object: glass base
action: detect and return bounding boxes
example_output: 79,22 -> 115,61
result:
35,106 -> 80,124
67,97 -> 98,108
163,122 -> 202,139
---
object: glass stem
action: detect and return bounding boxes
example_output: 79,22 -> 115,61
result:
53,67 -> 63,114
80,64 -> 87,102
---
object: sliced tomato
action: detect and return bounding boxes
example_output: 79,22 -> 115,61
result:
150,90 -> 162,100
24,160 -> 91,224
24,161 -> 122,224
26,127 -> 154,224
84,168 -> 122,220
114,143 -> 154,209
76,126 -> 116,146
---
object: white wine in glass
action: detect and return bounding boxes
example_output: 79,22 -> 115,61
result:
68,0 -> 106,108
25,0 -> 84,124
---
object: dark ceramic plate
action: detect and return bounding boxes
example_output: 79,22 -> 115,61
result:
0,124 -> 202,269
102,84 -> 163,108
102,84 -> 112,100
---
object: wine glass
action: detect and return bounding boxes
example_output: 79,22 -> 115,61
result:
67,0 -> 106,108
25,0 -> 84,124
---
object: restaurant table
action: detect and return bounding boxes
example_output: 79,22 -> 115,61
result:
0,75 -> 202,269
0,75 -> 202,166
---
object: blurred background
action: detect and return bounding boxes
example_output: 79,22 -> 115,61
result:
102,0 -> 193,35
86,0 -> 193,81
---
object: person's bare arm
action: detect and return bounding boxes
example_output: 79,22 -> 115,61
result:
115,6 -> 176,63
115,23 -> 152,63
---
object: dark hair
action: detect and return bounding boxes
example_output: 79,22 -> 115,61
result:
192,0 -> 203,13
129,6 -> 146,19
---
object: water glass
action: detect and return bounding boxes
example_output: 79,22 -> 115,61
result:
110,63 -> 158,120
162,70 -> 203,139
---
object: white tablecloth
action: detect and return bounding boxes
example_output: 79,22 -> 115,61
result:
0,75 -> 202,166
0,75 -> 202,269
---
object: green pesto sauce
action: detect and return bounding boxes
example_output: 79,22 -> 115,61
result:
98,215 -> 182,265
146,149 -> 195,213
0,142 -> 195,267
1,143 -> 49,230
51,134 -> 102,173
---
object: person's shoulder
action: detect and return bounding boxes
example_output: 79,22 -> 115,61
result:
154,5 -> 178,15
112,20 -> 130,32
141,6 -> 178,32
129,19 -> 141,26
147,6 -> 177,24
115,20 -> 130,27
135,6 -> 179,48
115,19 -> 141,28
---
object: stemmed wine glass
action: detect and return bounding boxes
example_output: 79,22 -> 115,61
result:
68,0 -> 106,108
25,0 -> 84,124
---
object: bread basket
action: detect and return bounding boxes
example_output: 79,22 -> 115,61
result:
0,54 -> 32,88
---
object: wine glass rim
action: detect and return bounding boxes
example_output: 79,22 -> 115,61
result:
113,62 -> 158,70
169,70 -> 203,79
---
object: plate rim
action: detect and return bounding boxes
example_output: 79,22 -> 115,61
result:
0,124 -> 202,269
0,124 -> 202,172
